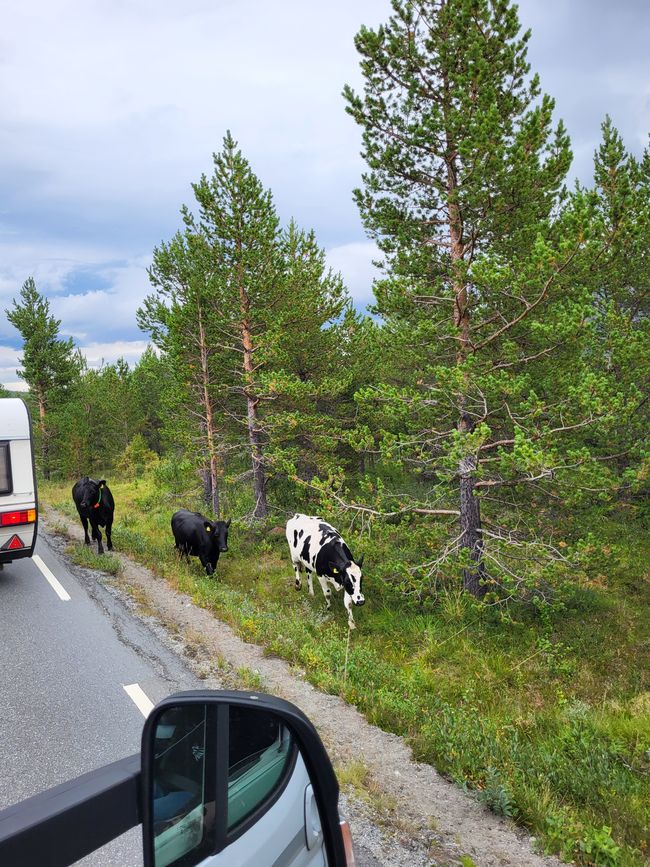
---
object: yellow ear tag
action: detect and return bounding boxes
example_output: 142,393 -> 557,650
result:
206,527 -> 211,532
332,567 -> 339,574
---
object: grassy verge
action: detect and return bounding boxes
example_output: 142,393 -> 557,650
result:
41,478 -> 650,865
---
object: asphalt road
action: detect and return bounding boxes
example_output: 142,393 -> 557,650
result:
0,530 -> 204,866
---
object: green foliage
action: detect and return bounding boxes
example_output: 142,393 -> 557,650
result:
115,434 -> 159,480
41,478 -> 650,864
5,278 -> 79,404
476,767 -> 517,818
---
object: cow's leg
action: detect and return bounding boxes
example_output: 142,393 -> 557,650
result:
344,592 -> 356,630
306,568 -> 314,596
80,515 -> 91,546
106,516 -> 114,551
292,561 -> 302,591
316,574 -> 332,609
92,522 -> 104,555
200,555 -> 214,576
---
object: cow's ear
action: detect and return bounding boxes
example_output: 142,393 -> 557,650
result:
204,522 -> 212,533
225,519 -> 232,528
357,554 -> 365,569
98,479 -> 106,487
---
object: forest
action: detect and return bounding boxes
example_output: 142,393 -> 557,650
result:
3,1 -> 648,864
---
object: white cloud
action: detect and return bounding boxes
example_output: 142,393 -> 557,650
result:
326,242 -> 381,307
1,339 -> 152,391
49,259 -> 151,342
0,345 -> 25,390
79,340 -> 151,369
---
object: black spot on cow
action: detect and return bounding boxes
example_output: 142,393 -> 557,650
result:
315,540 -> 354,592
300,535 -> 311,563
293,529 -> 298,548
318,522 -> 339,545
298,529 -> 304,538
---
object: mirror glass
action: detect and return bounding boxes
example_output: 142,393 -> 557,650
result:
149,702 -> 299,867
151,704 -> 212,867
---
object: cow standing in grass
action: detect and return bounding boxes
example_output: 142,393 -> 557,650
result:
72,477 -> 115,555
286,514 -> 365,629
171,509 -> 231,576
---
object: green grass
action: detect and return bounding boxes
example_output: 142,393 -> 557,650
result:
41,478 -> 650,866
65,542 -> 123,575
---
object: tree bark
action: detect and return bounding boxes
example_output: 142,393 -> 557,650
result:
458,427 -> 487,597
237,278 -> 268,519
197,306 -> 220,517
444,79 -> 486,596
37,387 -> 49,480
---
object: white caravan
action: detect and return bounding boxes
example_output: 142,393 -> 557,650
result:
0,397 -> 38,568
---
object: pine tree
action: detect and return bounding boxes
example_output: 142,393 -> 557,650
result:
184,133 -> 284,519
6,278 -> 79,477
343,0 -> 607,598
139,229 -> 228,516
260,221 -> 357,495
587,119 -> 650,493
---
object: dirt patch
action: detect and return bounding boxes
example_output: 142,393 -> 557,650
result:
43,508 -> 562,867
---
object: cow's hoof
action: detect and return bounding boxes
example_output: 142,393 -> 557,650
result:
348,621 -> 356,630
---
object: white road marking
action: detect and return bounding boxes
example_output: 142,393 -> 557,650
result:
123,683 -> 154,718
33,554 -> 71,601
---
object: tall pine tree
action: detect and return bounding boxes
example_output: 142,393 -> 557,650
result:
343,0 -> 610,597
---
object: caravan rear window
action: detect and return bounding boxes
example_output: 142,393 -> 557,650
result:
0,442 -> 11,495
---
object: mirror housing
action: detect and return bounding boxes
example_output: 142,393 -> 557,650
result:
141,690 -> 348,867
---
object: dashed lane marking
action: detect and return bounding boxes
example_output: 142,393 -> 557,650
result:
33,554 -> 71,601
123,683 -> 155,718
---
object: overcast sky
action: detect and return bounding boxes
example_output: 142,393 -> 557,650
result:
2,0 -> 649,389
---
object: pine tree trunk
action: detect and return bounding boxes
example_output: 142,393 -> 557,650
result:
237,277 -> 268,519
458,423 -> 487,597
197,307 -> 220,517
445,94 -> 486,597
37,389 -> 49,480
246,393 -> 268,519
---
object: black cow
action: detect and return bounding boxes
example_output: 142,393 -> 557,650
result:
171,509 -> 231,576
72,477 -> 115,555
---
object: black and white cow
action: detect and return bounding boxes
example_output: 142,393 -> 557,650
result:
286,514 -> 365,629
171,509 -> 231,576
72,477 -> 115,555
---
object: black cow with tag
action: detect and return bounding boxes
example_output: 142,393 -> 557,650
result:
171,509 -> 231,576
72,477 -> 115,555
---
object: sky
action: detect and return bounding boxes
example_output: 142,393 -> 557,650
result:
1,0 -> 649,390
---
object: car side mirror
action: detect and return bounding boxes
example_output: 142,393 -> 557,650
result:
140,690 -> 352,867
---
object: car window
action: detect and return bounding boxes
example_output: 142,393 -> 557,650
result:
0,443 -> 11,495
227,707 -> 296,832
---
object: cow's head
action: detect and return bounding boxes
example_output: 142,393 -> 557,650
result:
330,553 -> 365,606
204,518 -> 231,553
76,477 -> 105,515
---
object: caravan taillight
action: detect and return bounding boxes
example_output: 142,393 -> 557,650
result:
0,509 -> 37,526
